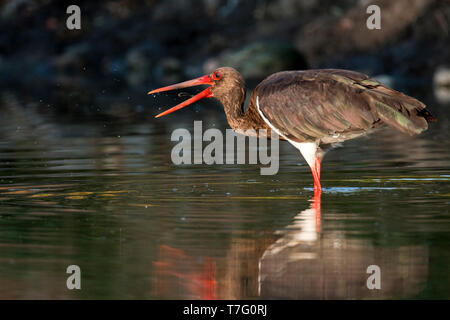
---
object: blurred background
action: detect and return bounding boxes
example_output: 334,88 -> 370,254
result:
0,0 -> 449,300
1,0 -> 449,117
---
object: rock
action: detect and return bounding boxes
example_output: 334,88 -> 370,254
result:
54,43 -> 90,72
153,57 -> 183,85
125,46 -> 154,87
433,66 -> 450,87
1,0 -> 37,19
203,41 -> 306,83
257,0 -> 319,20
103,57 -> 125,76
296,0 -> 435,67
433,66 -> 450,103
151,0 -> 199,22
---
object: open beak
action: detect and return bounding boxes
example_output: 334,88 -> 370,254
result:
148,74 -> 215,118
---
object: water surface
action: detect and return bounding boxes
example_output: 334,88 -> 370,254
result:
0,93 -> 449,299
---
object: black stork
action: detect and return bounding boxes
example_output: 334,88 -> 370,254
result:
148,67 -> 436,194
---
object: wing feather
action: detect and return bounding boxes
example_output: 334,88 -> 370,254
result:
253,69 -> 432,143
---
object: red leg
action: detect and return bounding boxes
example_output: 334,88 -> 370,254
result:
306,157 -> 322,231
315,157 -> 321,181
311,157 -> 322,193
312,157 -> 322,231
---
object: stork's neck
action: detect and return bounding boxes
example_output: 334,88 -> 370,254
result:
221,87 -> 268,133
219,86 -> 245,129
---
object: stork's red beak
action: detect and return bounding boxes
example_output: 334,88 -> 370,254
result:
148,75 -> 215,118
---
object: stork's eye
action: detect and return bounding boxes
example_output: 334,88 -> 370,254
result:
212,71 -> 222,80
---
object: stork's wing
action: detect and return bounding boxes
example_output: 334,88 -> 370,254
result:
253,69 -> 434,143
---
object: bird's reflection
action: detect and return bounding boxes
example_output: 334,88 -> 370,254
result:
152,245 -> 217,299
258,193 -> 429,299
151,191 -> 429,299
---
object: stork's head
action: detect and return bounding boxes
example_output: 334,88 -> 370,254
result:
148,67 -> 244,118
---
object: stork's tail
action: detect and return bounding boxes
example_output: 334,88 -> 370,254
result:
416,108 -> 437,123
365,84 -> 436,135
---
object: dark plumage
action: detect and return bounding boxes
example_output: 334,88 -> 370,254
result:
214,68 -> 434,142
